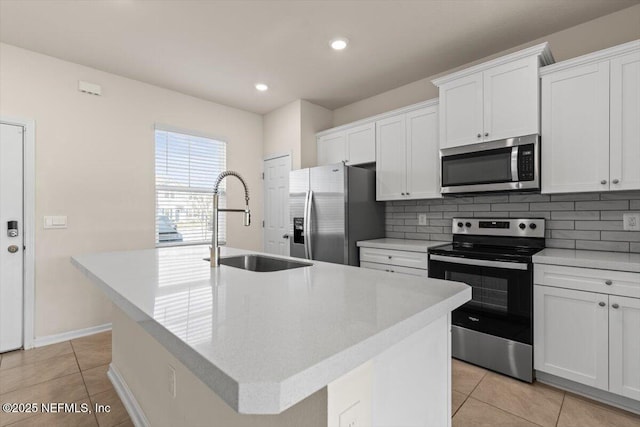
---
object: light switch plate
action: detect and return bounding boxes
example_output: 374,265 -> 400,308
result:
418,213 -> 427,226
44,216 -> 67,229
623,213 -> 640,231
339,401 -> 360,427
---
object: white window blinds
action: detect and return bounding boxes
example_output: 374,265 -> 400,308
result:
155,128 -> 227,246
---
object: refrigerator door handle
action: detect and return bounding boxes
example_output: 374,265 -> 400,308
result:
303,190 -> 310,259
307,190 -> 314,260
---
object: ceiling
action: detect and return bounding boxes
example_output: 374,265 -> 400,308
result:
1,0 -> 638,114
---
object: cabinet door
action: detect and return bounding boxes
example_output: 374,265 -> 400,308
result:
534,286 -> 609,390
609,295 -> 640,400
406,106 -> 441,199
345,122 -> 375,165
610,51 -> 640,191
439,72 -> 483,149
541,62 -> 610,193
317,132 -> 346,166
484,57 -> 539,141
376,114 -> 406,200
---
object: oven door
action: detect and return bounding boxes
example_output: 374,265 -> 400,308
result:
429,254 -> 533,345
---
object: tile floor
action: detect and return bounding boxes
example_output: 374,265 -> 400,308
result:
0,331 -> 132,427
1,333 -> 639,427
452,358 -> 640,427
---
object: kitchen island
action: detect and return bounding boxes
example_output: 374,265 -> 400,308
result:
72,245 -> 470,427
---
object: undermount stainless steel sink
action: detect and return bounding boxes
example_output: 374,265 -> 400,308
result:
205,254 -> 312,272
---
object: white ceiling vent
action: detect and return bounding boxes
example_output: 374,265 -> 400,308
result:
78,80 -> 102,96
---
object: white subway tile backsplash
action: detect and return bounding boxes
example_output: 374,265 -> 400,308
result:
384,191 -> 640,252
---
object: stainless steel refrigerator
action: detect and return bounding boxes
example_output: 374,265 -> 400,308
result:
289,163 -> 385,266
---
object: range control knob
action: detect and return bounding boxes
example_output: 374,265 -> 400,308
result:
465,222 -> 472,228
529,223 -> 537,230
519,223 -> 526,230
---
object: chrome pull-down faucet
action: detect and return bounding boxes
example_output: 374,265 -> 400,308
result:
211,171 -> 250,267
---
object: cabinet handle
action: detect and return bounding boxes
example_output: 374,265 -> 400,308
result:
385,269 -> 389,272
388,255 -> 392,259
612,179 -> 620,184
601,179 -> 607,185
406,192 -> 410,195
477,133 -> 482,138
389,270 -> 395,273
598,301 -> 606,307
605,280 -> 612,286
484,132 -> 489,137
612,303 -> 620,309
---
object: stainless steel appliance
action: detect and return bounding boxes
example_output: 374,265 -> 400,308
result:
428,217 -> 545,382
289,163 -> 384,265
440,134 -> 539,194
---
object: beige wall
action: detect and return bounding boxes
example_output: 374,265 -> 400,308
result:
263,100 -> 301,168
300,100 -> 332,169
0,43 -> 264,339
263,99 -> 332,170
333,4 -> 640,126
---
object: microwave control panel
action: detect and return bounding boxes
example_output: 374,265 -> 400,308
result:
518,144 -> 535,181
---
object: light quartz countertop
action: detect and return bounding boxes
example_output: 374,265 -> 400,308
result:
357,238 -> 449,252
533,248 -> 640,273
72,245 -> 470,415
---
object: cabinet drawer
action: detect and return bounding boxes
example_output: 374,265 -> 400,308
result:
535,264 -> 640,299
359,247 -> 428,270
360,262 -> 427,277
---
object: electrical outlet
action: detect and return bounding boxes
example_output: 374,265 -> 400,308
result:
339,402 -> 360,427
623,213 -> 640,231
167,365 -> 176,398
418,213 -> 427,226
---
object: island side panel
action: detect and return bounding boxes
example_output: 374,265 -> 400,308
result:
110,305 -> 328,426
372,313 -> 451,427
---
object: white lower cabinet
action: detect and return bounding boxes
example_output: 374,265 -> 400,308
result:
534,285 -> 609,390
359,247 -> 428,277
534,264 -> 640,402
609,295 -> 640,400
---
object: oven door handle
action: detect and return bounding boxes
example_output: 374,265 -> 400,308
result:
429,254 -> 529,270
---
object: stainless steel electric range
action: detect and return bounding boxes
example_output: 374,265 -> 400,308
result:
428,217 -> 545,382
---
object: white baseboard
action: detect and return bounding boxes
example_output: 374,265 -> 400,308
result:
32,323 -> 112,348
536,371 -> 640,415
108,363 -> 150,427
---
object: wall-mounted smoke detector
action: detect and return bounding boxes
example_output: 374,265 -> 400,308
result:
78,80 -> 102,96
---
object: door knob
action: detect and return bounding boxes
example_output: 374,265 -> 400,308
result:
282,234 -> 289,239
477,133 -> 481,138
605,280 -> 612,285
484,132 -> 489,137
7,245 -> 19,253
611,303 -> 620,309
601,180 -> 607,185
598,301 -> 606,307
612,179 -> 620,184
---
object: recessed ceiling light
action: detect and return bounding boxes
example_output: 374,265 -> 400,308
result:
330,38 -> 349,51
255,83 -> 269,92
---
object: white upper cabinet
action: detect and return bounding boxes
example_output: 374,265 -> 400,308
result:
406,107 -> 440,200
541,40 -> 640,194
317,132 -> 346,166
438,73 -> 483,148
433,43 -> 553,149
345,122 -> 376,165
376,114 -> 406,200
317,122 -> 375,166
610,51 -> 640,191
541,61 -> 610,193
376,103 -> 441,201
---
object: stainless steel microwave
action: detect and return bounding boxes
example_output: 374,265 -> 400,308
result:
440,134 -> 540,194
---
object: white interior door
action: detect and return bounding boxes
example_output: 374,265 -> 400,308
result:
0,123 -> 24,353
263,155 -> 291,256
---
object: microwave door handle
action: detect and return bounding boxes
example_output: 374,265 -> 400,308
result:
429,254 -> 528,271
511,146 -> 519,182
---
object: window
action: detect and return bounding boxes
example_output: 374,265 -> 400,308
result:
155,128 -> 226,246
